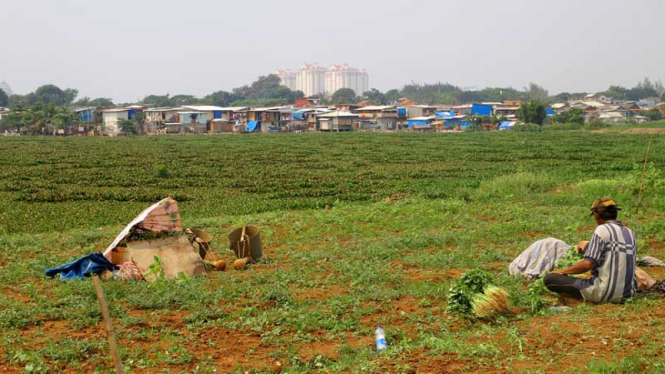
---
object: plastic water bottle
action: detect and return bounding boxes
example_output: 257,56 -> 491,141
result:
548,306 -> 572,313
375,325 -> 387,351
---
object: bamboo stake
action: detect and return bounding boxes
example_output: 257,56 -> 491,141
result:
92,275 -> 125,374
637,133 -> 654,213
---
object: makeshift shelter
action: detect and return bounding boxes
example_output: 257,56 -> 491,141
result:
103,197 -> 182,260
407,116 -> 435,130
100,197 -> 206,281
499,121 -> 515,130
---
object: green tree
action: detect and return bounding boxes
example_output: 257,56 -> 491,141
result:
627,78 -> 659,101
142,94 -> 174,107
604,85 -> 629,100
117,119 -> 139,135
75,96 -> 114,107
330,88 -> 357,104
362,89 -> 386,104
525,83 -> 549,102
0,88 -> 8,107
63,88 -> 79,104
203,90 -> 236,107
88,98 -> 115,107
385,89 -> 401,103
170,95 -> 198,106
639,109 -> 662,121
517,101 -> 547,125
9,93 -> 35,108
401,82 -> 458,104
230,74 -> 303,105
554,108 -> 584,125
33,85 -> 70,106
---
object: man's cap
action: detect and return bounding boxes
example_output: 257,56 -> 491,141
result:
590,197 -> 621,214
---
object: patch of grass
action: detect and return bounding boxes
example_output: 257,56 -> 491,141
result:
1,133 -> 664,372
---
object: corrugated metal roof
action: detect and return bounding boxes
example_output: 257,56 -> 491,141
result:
356,105 -> 396,111
494,106 -> 520,110
217,106 -> 248,111
101,108 -> 131,113
317,111 -> 359,118
407,116 -> 436,121
599,111 -> 625,119
408,105 -> 437,109
181,105 -> 227,111
251,106 -> 289,111
144,107 -> 184,112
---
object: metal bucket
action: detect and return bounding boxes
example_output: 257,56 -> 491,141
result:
228,225 -> 262,262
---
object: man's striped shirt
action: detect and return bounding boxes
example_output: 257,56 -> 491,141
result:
577,221 -> 637,303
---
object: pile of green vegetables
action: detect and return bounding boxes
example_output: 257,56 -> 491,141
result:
447,269 -> 511,319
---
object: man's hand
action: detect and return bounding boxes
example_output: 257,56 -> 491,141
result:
575,240 -> 590,254
553,259 -> 595,276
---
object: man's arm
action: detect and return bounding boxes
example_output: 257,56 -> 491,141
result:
551,259 -> 595,275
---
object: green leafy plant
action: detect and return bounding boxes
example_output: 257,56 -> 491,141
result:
446,269 -> 492,317
555,248 -> 584,270
526,278 -> 555,314
144,256 -> 165,280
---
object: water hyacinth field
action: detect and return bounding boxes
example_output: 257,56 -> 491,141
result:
1,132 -> 665,373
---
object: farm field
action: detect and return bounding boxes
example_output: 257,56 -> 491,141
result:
1,132 -> 665,373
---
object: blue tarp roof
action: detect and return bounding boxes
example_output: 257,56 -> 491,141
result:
435,111 -> 454,119
293,112 -> 304,120
246,121 -> 258,132
499,121 -> 513,130
471,103 -> 492,116
407,119 -> 431,128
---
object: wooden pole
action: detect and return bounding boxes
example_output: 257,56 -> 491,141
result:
637,133 -> 654,213
92,275 -> 125,374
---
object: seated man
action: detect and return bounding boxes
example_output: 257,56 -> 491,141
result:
544,198 -> 637,304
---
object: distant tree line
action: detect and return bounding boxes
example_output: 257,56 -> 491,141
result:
324,78 -> 664,106
2,76 -> 663,116
141,75 -> 305,108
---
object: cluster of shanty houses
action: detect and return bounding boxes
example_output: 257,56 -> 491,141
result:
8,93 -> 659,136
551,93 -> 658,124
74,99 -> 524,136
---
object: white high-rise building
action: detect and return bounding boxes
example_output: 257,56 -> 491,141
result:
0,81 -> 13,96
276,64 -> 370,98
325,64 -> 369,96
275,70 -> 297,91
296,64 -> 327,97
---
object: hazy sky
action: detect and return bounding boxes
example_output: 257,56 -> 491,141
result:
1,0 -> 663,102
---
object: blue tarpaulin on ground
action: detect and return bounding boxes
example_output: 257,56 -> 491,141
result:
45,253 -> 116,280
246,121 -> 258,132
499,121 -> 514,130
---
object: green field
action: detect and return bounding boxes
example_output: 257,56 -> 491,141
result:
1,133 -> 665,373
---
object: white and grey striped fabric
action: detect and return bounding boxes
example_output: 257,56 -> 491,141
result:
509,238 -> 571,280
578,221 -> 637,303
